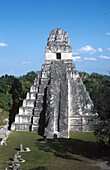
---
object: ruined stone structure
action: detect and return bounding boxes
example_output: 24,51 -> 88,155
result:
11,28 -> 98,138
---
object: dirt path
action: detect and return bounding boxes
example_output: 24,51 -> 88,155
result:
90,158 -> 110,170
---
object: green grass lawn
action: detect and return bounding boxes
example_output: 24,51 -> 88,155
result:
0,131 -> 110,170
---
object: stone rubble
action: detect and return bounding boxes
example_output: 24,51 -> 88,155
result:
0,119 -> 10,145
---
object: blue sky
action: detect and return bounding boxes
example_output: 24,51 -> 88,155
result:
0,0 -> 110,76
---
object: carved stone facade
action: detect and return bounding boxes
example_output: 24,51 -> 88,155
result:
45,28 -> 72,53
11,28 -> 98,138
45,28 -> 72,63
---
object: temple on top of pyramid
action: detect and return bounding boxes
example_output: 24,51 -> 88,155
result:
45,28 -> 73,63
11,28 -> 98,138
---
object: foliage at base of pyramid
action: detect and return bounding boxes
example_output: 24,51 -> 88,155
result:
11,28 -> 98,138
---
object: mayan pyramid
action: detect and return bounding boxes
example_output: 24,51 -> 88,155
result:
11,28 -> 98,138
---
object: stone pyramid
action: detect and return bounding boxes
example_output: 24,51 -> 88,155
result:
11,28 -> 98,138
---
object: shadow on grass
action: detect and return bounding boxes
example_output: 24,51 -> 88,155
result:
36,138 -> 110,162
15,148 -> 20,151
30,167 -> 47,170
9,158 -> 13,161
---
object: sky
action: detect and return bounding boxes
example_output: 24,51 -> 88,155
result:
0,0 -> 110,76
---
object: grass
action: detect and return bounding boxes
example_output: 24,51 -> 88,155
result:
0,131 -> 110,170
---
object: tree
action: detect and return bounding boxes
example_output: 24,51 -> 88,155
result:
80,72 -> 110,145
0,93 -> 13,111
94,120 -> 110,145
20,71 -> 38,84
0,108 -> 9,126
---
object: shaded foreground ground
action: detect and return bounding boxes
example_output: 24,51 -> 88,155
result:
0,132 -> 110,170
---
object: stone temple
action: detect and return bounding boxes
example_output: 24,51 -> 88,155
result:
11,28 -> 98,138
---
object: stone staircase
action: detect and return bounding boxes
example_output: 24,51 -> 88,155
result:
44,61 -> 69,137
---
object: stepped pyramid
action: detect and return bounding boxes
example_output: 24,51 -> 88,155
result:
11,28 -> 98,138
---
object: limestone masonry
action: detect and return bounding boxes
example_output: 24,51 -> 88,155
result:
11,28 -> 98,138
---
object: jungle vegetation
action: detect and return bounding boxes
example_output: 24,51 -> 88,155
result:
79,72 -> 110,145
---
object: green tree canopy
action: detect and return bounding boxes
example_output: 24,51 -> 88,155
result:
79,72 -> 110,145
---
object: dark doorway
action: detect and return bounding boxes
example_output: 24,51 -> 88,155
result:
56,53 -> 61,59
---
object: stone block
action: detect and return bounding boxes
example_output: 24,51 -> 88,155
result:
19,107 -> 33,115
26,92 -> 37,100
35,102 -> 43,108
30,85 -> 38,92
31,125 -> 39,131
34,108 -> 42,113
14,123 -> 31,131
33,116 -> 40,124
37,94 -> 44,100
70,125 -> 83,132
23,99 -> 35,107
18,115 -> 32,124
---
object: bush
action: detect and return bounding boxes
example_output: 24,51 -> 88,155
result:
94,120 -> 110,145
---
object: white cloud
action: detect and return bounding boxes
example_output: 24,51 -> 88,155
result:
98,55 -> 110,59
106,33 -> 110,35
81,46 -> 96,54
97,48 -> 103,52
72,51 -> 79,55
21,61 -> 31,64
84,57 -> 97,61
73,45 -> 96,55
72,56 -> 81,61
107,48 -> 110,51
0,42 -> 8,47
